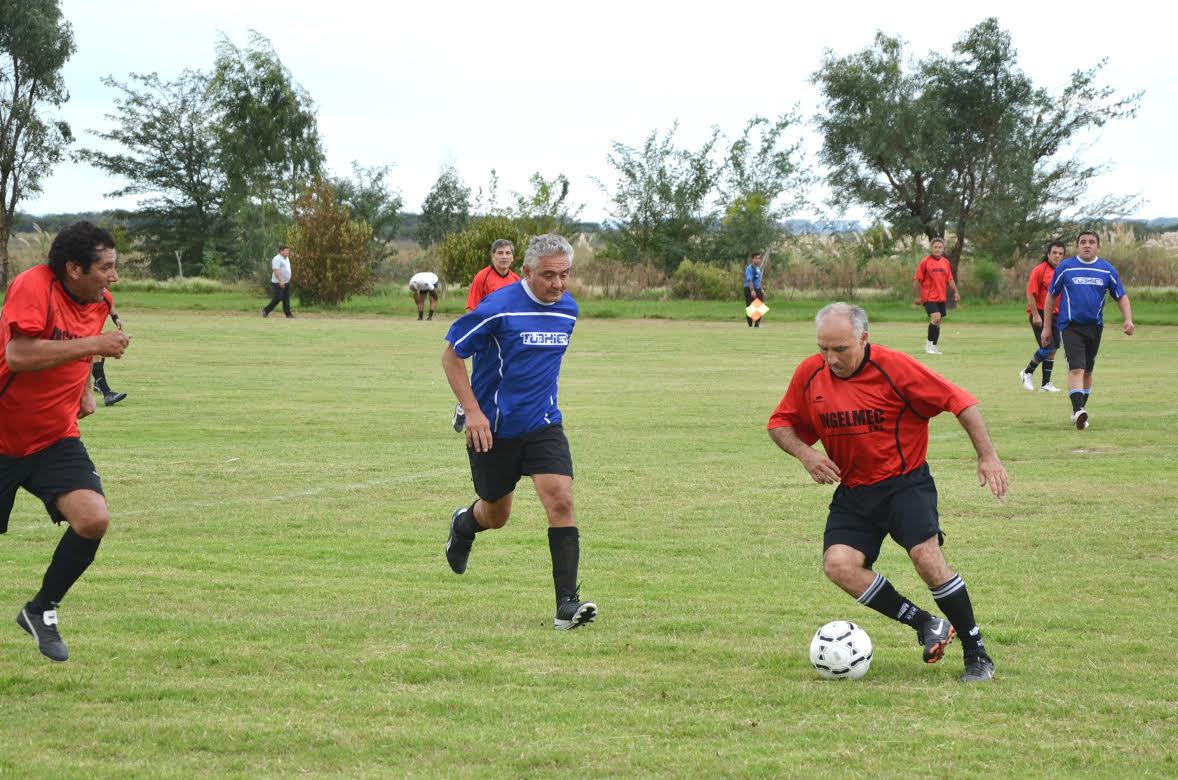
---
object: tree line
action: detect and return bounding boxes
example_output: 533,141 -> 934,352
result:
1,3 -> 1143,301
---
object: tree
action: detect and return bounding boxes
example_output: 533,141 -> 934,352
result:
332,162 -> 403,268
437,215 -> 526,287
711,114 -> 809,262
210,31 -> 324,273
0,0 -> 75,289
77,70 -> 226,277
507,172 -> 583,237
416,164 -> 470,247
597,123 -> 722,272
812,19 -> 1140,274
286,178 -> 373,306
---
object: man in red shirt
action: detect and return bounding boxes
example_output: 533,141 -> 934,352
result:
768,302 -> 1007,682
913,238 -> 960,355
1018,241 -> 1065,392
0,221 -> 131,662
452,239 -> 520,432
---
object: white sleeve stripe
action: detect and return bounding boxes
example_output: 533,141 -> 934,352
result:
451,311 -> 577,350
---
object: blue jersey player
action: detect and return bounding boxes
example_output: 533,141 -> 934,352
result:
1040,230 -> 1135,430
441,234 -> 597,630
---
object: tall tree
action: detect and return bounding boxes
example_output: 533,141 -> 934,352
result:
416,164 -> 470,247
0,0 -> 75,288
77,70 -> 226,277
812,19 -> 1140,273
286,178 -> 373,306
597,123 -> 722,272
332,162 -> 403,269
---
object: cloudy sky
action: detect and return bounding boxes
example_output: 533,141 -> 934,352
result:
24,0 -> 1178,223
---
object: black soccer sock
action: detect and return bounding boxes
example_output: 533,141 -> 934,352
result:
1070,390 -> 1086,413
1023,359 -> 1040,375
928,324 -> 940,344
31,528 -> 102,611
857,574 -> 928,628
1082,389 -> 1091,407
931,575 -> 986,658
746,316 -> 754,327
1042,359 -> 1054,385
417,311 -> 423,320
548,526 -> 580,606
91,361 -> 112,394
455,501 -> 485,539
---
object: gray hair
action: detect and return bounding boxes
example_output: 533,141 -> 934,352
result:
523,234 -> 574,270
815,302 -> 869,337
490,238 -> 514,253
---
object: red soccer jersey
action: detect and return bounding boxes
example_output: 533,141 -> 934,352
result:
0,265 -> 112,457
914,255 -> 955,303
1025,261 -> 1060,315
466,266 -> 520,311
767,343 -> 977,487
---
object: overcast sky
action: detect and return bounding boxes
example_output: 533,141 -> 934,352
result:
23,0 -> 1178,223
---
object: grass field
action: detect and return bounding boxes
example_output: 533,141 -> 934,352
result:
0,304 -> 1175,777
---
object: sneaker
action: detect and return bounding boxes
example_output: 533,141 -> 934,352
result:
554,592 -> 597,630
916,615 -> 955,663
1040,383 -> 1061,393
924,341 -> 936,354
261,308 -> 269,318
16,605 -> 69,662
1072,408 -> 1089,430
444,507 -> 473,574
960,653 -> 995,682
1019,371 -> 1034,391
451,403 -> 466,433
103,391 -> 127,406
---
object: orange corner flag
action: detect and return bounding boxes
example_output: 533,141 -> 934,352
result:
746,298 -> 769,321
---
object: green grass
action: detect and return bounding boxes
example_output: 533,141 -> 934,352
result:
0,307 -> 1175,776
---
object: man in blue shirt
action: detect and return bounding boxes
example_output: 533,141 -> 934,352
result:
441,234 -> 597,630
744,251 -> 766,328
1040,230 -> 1135,430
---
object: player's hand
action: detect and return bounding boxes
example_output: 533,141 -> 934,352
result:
800,451 -> 841,485
78,391 -> 97,419
1031,314 -> 1042,327
464,408 -> 493,454
1123,320 -> 1135,336
977,454 -> 1008,500
1039,327 -> 1052,348
95,330 -> 131,359
914,298 -> 922,306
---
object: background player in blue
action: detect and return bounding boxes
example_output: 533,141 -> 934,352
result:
1040,230 -> 1135,430
440,234 -> 597,630
743,251 -> 766,328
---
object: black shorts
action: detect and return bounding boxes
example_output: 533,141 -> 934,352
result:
923,301 -> 947,317
467,424 -> 573,502
1029,312 -> 1061,350
0,438 -> 104,534
824,463 -> 942,568
743,287 -> 765,305
413,287 -> 438,300
1061,324 -> 1103,372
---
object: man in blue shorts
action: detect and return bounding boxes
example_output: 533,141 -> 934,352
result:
440,234 -> 596,630
1040,230 -> 1135,430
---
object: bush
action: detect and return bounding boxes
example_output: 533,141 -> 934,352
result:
671,259 -> 740,300
967,258 -> 1002,301
287,179 -> 375,306
437,216 -> 527,286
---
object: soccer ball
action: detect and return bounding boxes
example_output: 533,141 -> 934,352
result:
809,621 -> 873,680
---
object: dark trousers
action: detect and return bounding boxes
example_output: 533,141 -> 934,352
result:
264,283 -> 292,317
744,287 -> 765,327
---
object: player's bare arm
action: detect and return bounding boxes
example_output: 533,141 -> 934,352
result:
78,373 -> 97,419
950,280 -> 961,302
769,426 -> 841,485
441,344 -> 492,453
6,330 -> 130,373
1040,293 -> 1056,347
1118,294 -> 1135,336
955,405 -> 1008,499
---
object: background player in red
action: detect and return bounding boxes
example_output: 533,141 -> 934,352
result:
452,239 -> 520,433
1018,241 -> 1065,392
0,221 -> 131,662
768,302 -> 1007,682
913,238 -> 960,355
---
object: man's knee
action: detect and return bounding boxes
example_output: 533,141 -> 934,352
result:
908,536 -> 952,585
930,313 -> 943,325
478,495 -> 512,528
57,491 -> 109,540
822,546 -> 864,586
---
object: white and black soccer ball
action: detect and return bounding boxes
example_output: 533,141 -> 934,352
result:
809,620 -> 873,680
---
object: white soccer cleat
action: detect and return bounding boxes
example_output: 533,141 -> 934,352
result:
1072,408 -> 1089,430
924,341 -> 939,354
1040,383 -> 1061,393
1019,371 -> 1034,391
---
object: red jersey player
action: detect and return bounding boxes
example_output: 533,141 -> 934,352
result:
913,238 -> 960,355
1,222 -> 131,662
768,302 -> 1006,682
1018,241 -> 1066,392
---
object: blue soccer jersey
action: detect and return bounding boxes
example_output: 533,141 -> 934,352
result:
1048,256 -> 1126,330
445,281 -> 578,439
744,264 -> 763,289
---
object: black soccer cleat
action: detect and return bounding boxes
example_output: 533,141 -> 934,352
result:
103,391 -> 127,406
917,615 -> 955,664
445,507 -> 473,574
960,653 -> 996,682
451,403 -> 466,433
554,594 -> 597,631
17,605 -> 69,662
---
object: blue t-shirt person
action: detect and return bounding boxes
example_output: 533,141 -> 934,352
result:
445,280 -> 578,439
744,263 -> 764,291
1048,256 -> 1126,330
